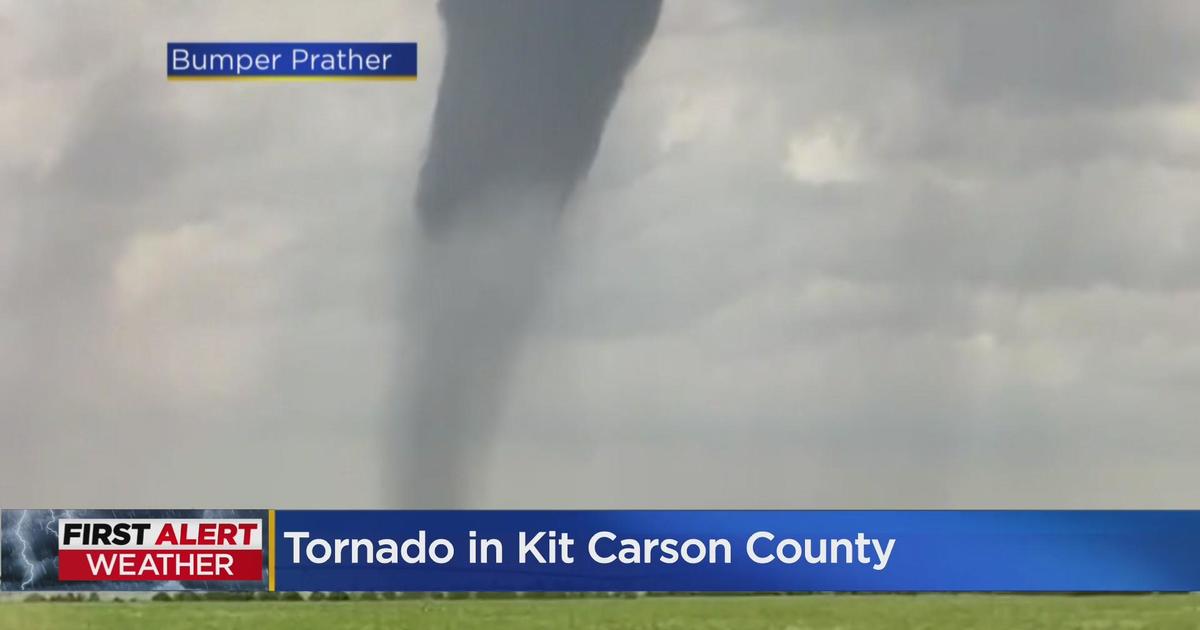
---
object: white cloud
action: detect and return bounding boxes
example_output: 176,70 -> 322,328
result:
112,216 -> 294,314
782,118 -> 865,184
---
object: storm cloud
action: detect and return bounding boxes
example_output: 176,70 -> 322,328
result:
1,1 -> 1200,508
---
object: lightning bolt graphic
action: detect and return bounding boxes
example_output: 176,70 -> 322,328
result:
14,510 -> 41,590
43,508 -> 74,536
41,509 -> 76,575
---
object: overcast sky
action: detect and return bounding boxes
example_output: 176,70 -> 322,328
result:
3,1 -> 1200,508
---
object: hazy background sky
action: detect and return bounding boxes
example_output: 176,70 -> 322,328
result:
3,1 -> 1200,508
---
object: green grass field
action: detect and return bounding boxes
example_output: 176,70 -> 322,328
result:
3,595 -> 1200,630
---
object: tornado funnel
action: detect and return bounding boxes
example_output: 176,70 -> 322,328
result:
396,0 -> 662,506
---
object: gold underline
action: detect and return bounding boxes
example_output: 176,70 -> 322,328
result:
268,509 -> 276,592
168,75 -> 416,82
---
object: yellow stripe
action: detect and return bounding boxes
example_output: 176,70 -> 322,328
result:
268,509 -> 276,592
168,76 -> 416,82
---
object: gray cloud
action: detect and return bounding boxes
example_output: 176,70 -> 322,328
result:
2,1 -> 1200,508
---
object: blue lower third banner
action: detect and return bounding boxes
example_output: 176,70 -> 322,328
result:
7,510 -> 1200,591
274,510 -> 1200,592
167,42 -> 417,80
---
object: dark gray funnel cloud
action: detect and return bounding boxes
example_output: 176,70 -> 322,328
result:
397,0 -> 662,506
417,0 -> 663,235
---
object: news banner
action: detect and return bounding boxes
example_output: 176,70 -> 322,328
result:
4,511 -> 1200,592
